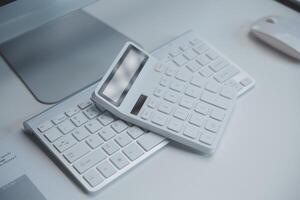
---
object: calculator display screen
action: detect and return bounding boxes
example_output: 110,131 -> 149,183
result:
99,45 -> 148,106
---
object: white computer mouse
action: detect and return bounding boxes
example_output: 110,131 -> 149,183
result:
251,15 -> 300,60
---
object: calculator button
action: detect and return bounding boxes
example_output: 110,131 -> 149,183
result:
209,58 -> 228,72
183,49 -> 197,60
97,160 -> 117,178
44,127 -> 62,143
183,124 -> 199,139
158,102 -> 173,114
179,43 -> 190,51
167,118 -> 183,133
205,81 -> 221,93
123,143 -> 144,161
195,102 -> 210,115
199,66 -> 214,77
185,85 -> 201,98
141,108 -> 152,120
206,49 -> 219,60
151,112 -> 168,126
175,68 -> 192,82
165,66 -> 178,76
170,80 -> 186,92
58,120 -> 75,134
173,54 -> 188,66
173,107 -> 189,120
85,119 -> 103,134
164,90 -> 180,103
52,113 -> 67,125
147,98 -> 159,109
220,87 -> 235,99
214,65 -> 240,83
199,131 -> 215,145
196,54 -> 211,66
190,74 -> 207,88
137,132 -> 165,151
210,109 -> 225,121
205,119 -> 220,133
159,76 -> 171,87
189,38 -> 201,46
72,126 -> 90,141
127,126 -> 144,139
179,96 -> 195,109
201,91 -> 231,110
153,87 -> 165,97
186,60 -> 201,72
71,112 -> 88,127
194,44 -> 209,54
110,152 -> 129,169
83,169 -> 103,187
189,113 -> 204,127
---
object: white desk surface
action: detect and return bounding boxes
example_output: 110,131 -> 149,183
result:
0,0 -> 300,199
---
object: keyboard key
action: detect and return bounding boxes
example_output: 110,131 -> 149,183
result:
147,98 -> 159,109
98,112 -> 114,126
186,60 -> 201,72
158,102 -> 173,114
137,132 -> 165,151
151,112 -> 168,126
214,65 -> 240,83
189,114 -> 204,127
190,74 -> 207,88
201,91 -> 231,110
209,59 -> 227,72
199,131 -> 215,145
183,49 -> 197,60
86,134 -> 104,149
195,102 -> 210,115
115,132 -> 132,147
183,124 -> 199,139
123,143 -> 144,161
97,160 -> 117,178
111,120 -> 128,133
84,105 -> 101,119
170,80 -> 186,92
194,44 -> 209,54
102,140 -> 120,155
78,100 -> 92,109
72,126 -> 90,141
54,134 -> 77,153
71,112 -> 88,127
205,119 -> 220,133
44,127 -> 62,142
85,119 -> 103,134
164,90 -> 180,103
173,54 -> 188,66
99,126 -> 116,141
57,120 -> 75,134
173,107 -> 189,120
127,126 -> 144,139
74,149 -> 107,174
179,96 -> 195,109
205,81 -> 221,93
84,169 -> 103,187
64,143 -> 90,163
38,121 -> 53,132
110,152 -> 129,169
189,38 -> 201,46
185,85 -> 201,98
179,43 -> 189,51
196,55 -> 211,66
199,66 -> 214,77
65,107 -> 80,117
175,68 -> 192,82
167,118 -> 183,132
210,109 -> 225,121
52,113 -> 67,125
206,49 -> 219,60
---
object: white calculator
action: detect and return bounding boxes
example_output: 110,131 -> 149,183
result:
92,42 -> 237,154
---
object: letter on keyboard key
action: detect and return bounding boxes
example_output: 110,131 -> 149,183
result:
137,132 -> 165,151
53,134 -> 77,153
123,143 -> 144,161
214,65 -> 240,83
127,126 -> 144,139
64,143 -> 90,163
110,152 -> 129,169
83,169 -> 103,187
57,120 -> 75,134
201,91 -> 231,110
44,127 -> 62,142
73,149 -> 107,174
97,160 -> 117,178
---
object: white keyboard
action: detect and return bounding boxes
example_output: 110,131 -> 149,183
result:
24,30 -> 255,193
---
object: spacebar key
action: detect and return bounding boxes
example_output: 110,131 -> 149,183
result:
137,132 -> 165,151
73,149 -> 107,174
